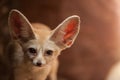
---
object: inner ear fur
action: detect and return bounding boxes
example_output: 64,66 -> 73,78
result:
8,9 -> 35,42
50,15 -> 80,49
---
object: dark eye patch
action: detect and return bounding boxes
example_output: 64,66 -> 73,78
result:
45,50 -> 53,56
28,48 -> 37,55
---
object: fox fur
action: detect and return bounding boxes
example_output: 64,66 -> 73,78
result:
6,9 -> 80,80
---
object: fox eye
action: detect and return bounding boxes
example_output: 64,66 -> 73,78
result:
46,50 -> 53,56
28,48 -> 37,55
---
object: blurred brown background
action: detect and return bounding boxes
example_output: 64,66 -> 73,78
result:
0,0 -> 120,80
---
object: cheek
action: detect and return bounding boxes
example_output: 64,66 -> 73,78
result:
29,54 -> 35,59
45,56 -> 54,64
25,52 -> 35,61
45,52 -> 59,63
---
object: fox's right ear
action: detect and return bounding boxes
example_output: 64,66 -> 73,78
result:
8,9 -> 35,42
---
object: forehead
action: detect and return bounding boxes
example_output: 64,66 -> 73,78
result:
24,39 -> 59,50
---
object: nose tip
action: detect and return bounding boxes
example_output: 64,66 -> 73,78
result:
36,62 -> 42,67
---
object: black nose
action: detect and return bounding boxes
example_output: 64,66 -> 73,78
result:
36,62 -> 42,67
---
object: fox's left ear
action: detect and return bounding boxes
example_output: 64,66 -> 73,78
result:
50,15 -> 80,49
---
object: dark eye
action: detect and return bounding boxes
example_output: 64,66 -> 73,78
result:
46,50 -> 53,56
28,48 -> 37,55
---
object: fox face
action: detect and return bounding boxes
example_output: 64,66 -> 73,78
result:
8,10 -> 80,67
22,38 -> 61,67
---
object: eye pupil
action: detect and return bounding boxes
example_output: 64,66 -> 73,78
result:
28,48 -> 36,54
46,50 -> 53,55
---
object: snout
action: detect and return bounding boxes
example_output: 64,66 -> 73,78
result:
36,62 -> 42,67
33,61 -> 43,67
33,59 -> 46,67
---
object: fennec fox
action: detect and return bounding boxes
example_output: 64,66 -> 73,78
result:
7,9 -> 80,80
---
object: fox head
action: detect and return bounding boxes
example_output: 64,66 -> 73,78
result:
8,10 -> 80,67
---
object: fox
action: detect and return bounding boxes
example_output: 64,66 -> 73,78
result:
6,9 -> 80,80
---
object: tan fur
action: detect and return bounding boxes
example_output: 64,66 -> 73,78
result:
8,23 -> 59,80
7,9 -> 80,80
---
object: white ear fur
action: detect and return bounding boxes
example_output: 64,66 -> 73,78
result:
50,15 -> 80,49
8,9 -> 35,42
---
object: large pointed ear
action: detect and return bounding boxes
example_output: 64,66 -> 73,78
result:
50,15 -> 80,49
8,9 -> 35,42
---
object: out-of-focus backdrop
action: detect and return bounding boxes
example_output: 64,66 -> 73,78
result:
0,0 -> 120,80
